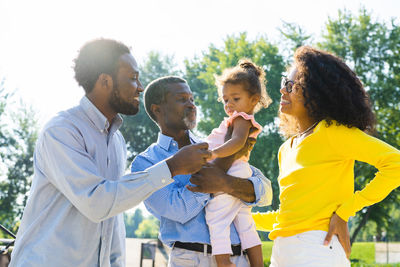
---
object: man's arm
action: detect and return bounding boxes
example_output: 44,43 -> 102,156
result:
38,126 -> 211,223
132,155 -> 211,224
187,164 -> 272,206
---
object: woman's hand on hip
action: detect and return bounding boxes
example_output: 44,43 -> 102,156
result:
324,212 -> 351,259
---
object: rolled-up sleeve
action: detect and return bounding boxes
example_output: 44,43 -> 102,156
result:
244,166 -> 273,207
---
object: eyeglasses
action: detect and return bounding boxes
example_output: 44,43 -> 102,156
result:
281,76 -> 295,93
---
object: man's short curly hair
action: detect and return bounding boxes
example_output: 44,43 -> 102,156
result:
73,38 -> 130,94
280,46 -> 376,137
144,76 -> 188,122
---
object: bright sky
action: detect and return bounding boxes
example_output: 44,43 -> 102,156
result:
0,0 -> 399,215
1,0 -> 399,127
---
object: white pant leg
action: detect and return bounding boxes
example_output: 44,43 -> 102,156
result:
270,231 -> 351,267
230,162 -> 261,250
168,247 -> 250,267
233,204 -> 261,250
206,161 -> 257,255
206,193 -> 243,255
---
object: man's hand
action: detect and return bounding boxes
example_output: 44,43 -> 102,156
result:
187,163 -> 230,194
187,163 -> 256,202
166,142 -> 211,177
234,137 -> 256,160
324,213 -> 351,259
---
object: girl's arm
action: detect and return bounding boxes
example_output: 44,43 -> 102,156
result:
211,116 -> 253,159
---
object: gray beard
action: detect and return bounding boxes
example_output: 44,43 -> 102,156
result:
183,116 -> 196,130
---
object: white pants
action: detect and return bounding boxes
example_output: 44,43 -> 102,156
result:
270,231 -> 351,267
168,247 -> 250,267
205,162 -> 261,255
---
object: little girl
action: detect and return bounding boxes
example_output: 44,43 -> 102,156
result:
206,59 -> 272,267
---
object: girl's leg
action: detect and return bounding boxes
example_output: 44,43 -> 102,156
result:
233,204 -> 263,266
206,194 -> 243,255
233,204 -> 261,250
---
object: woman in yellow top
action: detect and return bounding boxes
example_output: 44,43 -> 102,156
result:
253,46 -> 400,266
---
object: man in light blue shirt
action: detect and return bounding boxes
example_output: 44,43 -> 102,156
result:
131,76 -> 272,266
10,39 -> 211,267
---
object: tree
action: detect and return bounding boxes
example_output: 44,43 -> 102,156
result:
278,21 -> 313,61
185,33 -> 286,209
120,51 -> 181,162
124,208 -> 144,238
318,7 -> 400,243
135,216 -> 159,239
0,79 -> 38,234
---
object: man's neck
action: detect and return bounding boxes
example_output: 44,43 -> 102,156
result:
86,94 -> 117,126
161,128 -> 191,148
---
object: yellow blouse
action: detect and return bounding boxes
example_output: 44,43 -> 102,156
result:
253,120 -> 400,240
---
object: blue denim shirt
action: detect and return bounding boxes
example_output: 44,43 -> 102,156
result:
131,132 -> 272,247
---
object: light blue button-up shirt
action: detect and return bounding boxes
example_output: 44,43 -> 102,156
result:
131,132 -> 272,247
10,97 -> 174,267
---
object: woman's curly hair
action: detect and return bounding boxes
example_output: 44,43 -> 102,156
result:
280,46 -> 376,137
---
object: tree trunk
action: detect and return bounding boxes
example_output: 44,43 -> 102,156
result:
350,207 -> 372,245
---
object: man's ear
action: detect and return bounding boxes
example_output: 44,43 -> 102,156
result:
151,103 -> 161,121
98,73 -> 114,91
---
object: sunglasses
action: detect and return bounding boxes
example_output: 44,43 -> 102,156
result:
281,76 -> 295,93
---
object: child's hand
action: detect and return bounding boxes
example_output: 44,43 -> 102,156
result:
209,150 -> 218,161
233,137 -> 256,160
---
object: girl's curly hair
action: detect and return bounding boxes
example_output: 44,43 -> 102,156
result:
280,46 -> 376,137
215,59 -> 272,113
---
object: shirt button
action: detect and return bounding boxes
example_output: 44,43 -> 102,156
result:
161,179 -> 166,183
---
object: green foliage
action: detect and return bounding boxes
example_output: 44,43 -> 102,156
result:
120,51 -> 181,162
0,80 -> 38,232
387,206 -> 400,241
124,209 -> 144,238
278,21 -> 312,51
185,33 -> 286,209
135,216 -> 159,239
278,21 -> 313,62
318,7 -> 400,242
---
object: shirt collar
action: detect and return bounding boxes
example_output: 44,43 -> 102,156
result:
80,96 -> 123,134
157,130 -> 201,151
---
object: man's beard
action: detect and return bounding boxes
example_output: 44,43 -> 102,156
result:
109,85 -> 138,115
183,109 -> 196,130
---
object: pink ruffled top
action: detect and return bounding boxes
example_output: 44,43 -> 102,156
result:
206,111 -> 262,162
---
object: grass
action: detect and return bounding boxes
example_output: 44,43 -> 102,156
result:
261,241 -> 273,265
350,242 -> 375,264
261,241 -> 400,267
